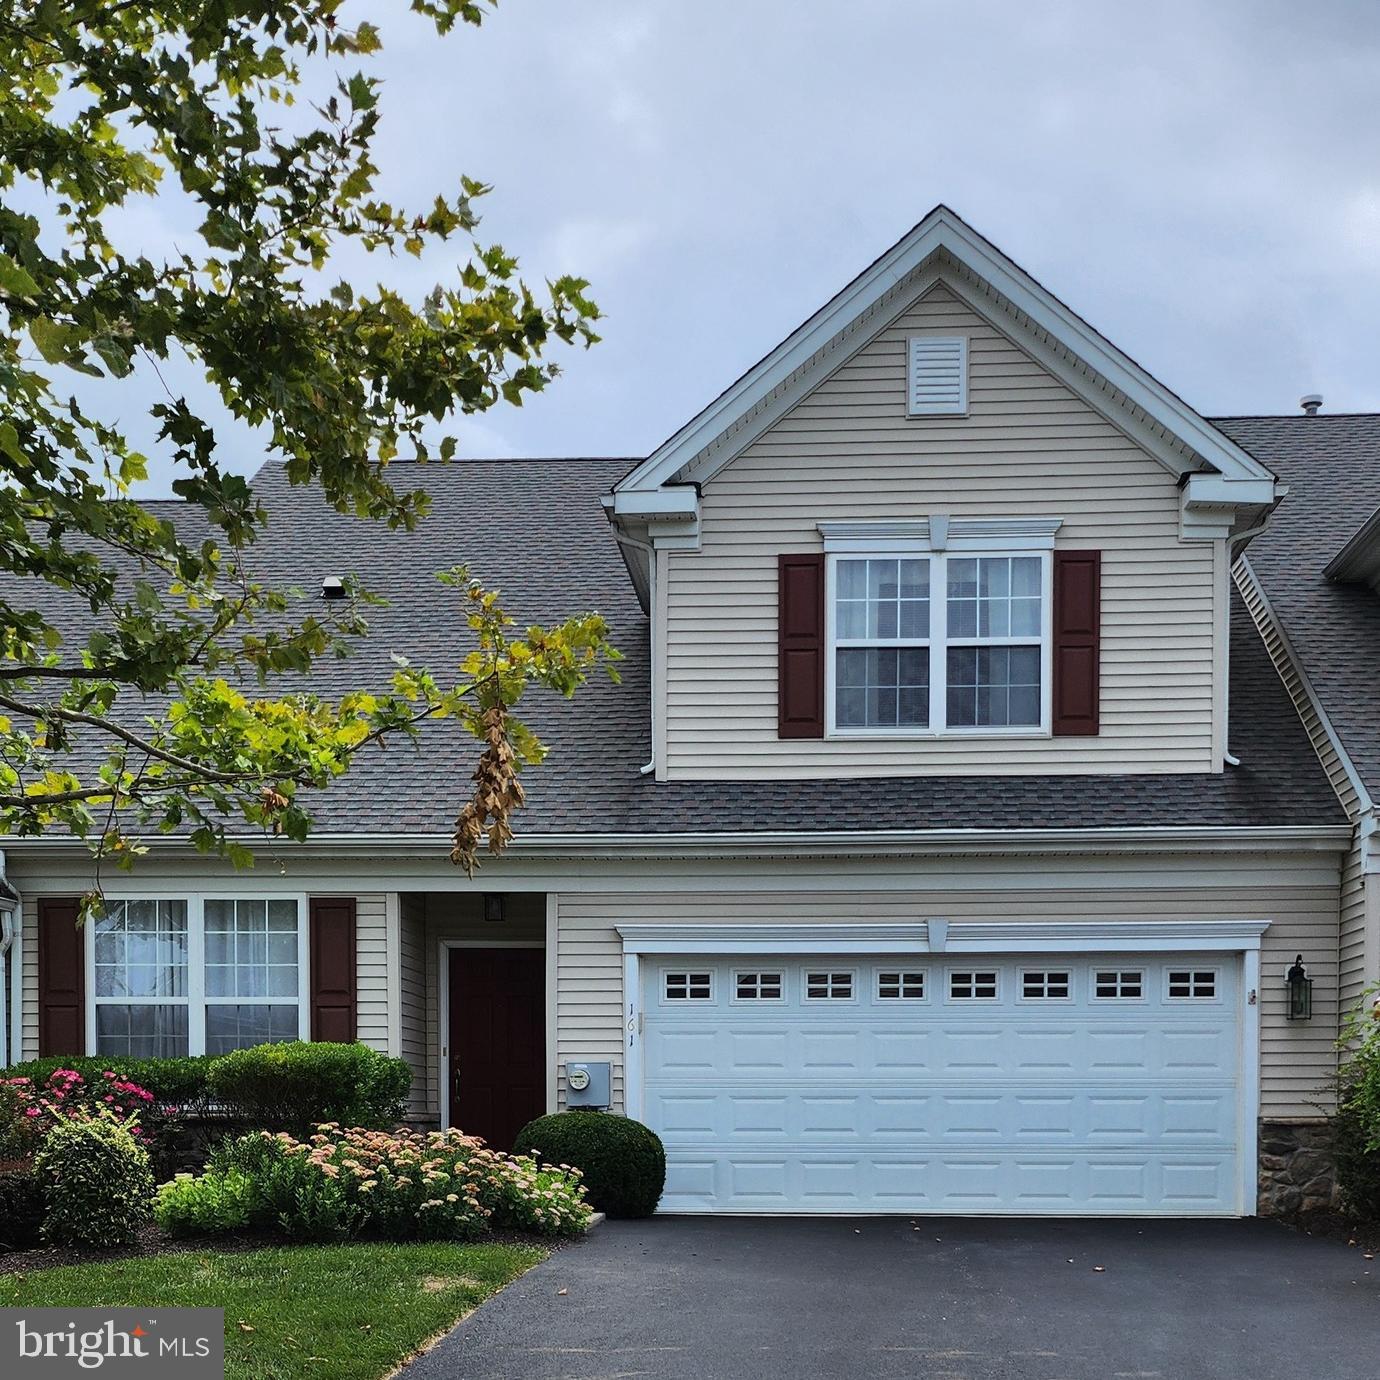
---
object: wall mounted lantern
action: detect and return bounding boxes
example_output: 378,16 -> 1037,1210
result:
1285,954 -> 1313,1022
482,893 -> 506,924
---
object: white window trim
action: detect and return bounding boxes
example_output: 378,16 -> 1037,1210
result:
85,893 -> 309,1058
825,547 -> 1053,738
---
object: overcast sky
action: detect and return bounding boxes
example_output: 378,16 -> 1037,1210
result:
87,0 -> 1380,490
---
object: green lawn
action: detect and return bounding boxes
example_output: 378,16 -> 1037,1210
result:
0,1241 -> 546,1380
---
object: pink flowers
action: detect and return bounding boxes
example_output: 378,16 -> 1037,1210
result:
0,1067 -> 164,1159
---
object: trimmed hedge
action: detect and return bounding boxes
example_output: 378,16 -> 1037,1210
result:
4,1055 -> 216,1109
206,1042 -> 411,1134
513,1111 -> 665,1219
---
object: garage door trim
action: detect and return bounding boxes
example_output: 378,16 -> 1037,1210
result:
618,920 -> 1267,1215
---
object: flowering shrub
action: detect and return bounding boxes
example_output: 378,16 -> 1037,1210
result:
156,1124 -> 591,1242
34,1110 -> 155,1247
0,1068 -> 161,1161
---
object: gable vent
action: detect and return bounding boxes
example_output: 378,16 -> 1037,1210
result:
907,336 -> 968,416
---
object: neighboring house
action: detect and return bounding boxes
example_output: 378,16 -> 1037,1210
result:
2,206 -> 1376,1218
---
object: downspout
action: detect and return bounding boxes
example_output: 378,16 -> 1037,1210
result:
611,530 -> 658,776
0,849 -> 18,1067
1222,512 -> 1275,767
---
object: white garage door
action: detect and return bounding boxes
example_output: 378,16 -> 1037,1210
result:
641,953 -> 1244,1215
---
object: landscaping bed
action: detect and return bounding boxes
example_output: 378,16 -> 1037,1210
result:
0,1241 -> 544,1380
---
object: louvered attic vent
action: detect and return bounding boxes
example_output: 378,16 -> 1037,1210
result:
907,335 -> 968,416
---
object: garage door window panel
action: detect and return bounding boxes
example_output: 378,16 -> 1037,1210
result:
1093,969 -> 1145,1001
1166,968 -> 1219,1000
805,971 -> 855,1001
1021,969 -> 1072,1000
663,971 -> 714,1002
948,969 -> 999,1001
734,971 -> 785,1002
876,969 -> 926,1001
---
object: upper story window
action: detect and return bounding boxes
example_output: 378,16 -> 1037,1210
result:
92,896 -> 304,1057
825,535 -> 1051,736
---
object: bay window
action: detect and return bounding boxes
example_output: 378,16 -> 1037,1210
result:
825,535 -> 1052,736
91,895 -> 306,1056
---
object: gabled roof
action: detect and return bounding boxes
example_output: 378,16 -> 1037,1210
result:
1216,413 -> 1380,802
0,452 -> 1344,845
615,206 -> 1276,504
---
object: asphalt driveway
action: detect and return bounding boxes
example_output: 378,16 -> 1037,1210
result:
402,1216 -> 1379,1380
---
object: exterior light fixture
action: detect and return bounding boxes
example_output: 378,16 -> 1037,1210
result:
482,893 -> 506,924
1285,954 -> 1313,1022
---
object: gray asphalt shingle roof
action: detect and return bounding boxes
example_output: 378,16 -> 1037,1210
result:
223,455 -> 1343,836
1213,414 -> 1380,804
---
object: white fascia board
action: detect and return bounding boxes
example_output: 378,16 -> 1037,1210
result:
1183,474 -> 1277,507
615,206 -> 1275,496
3,824 -> 1351,863
610,488 -> 699,520
1324,502 -> 1380,585
616,918 -> 1269,954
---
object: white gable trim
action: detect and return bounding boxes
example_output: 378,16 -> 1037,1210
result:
614,206 -> 1274,499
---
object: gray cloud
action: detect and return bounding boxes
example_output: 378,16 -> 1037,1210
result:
41,0 -> 1380,492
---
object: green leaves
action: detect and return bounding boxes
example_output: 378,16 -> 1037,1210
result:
0,0 -> 608,877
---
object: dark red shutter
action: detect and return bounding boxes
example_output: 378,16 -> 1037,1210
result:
309,897 -> 357,1043
778,553 -> 825,738
1052,550 -> 1101,736
38,897 -> 84,1056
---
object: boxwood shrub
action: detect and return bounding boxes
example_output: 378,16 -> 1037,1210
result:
206,1042 -> 411,1134
513,1110 -> 665,1218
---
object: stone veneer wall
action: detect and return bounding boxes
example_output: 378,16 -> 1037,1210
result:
1258,1119 -> 1339,1219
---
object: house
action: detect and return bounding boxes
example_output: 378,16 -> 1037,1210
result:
2,206 -> 1376,1218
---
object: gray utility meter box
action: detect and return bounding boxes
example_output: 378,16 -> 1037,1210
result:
565,1061 -> 612,1109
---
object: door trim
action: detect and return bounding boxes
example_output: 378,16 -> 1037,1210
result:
436,938 -> 548,1132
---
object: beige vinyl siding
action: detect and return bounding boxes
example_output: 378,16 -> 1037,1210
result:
398,893 -> 428,1118
19,893 -> 38,1061
664,283 -> 1222,778
1234,557 -> 1370,1014
557,875 -> 1340,1120
409,891 -> 546,1124
352,893 -> 389,1053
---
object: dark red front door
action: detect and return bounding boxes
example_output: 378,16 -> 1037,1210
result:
448,948 -> 545,1149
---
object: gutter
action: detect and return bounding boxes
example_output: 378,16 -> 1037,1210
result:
0,824 -> 1351,863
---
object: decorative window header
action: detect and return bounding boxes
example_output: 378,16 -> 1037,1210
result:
818,516 -> 1063,553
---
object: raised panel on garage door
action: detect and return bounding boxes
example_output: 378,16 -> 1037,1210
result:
641,954 -> 1244,1215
